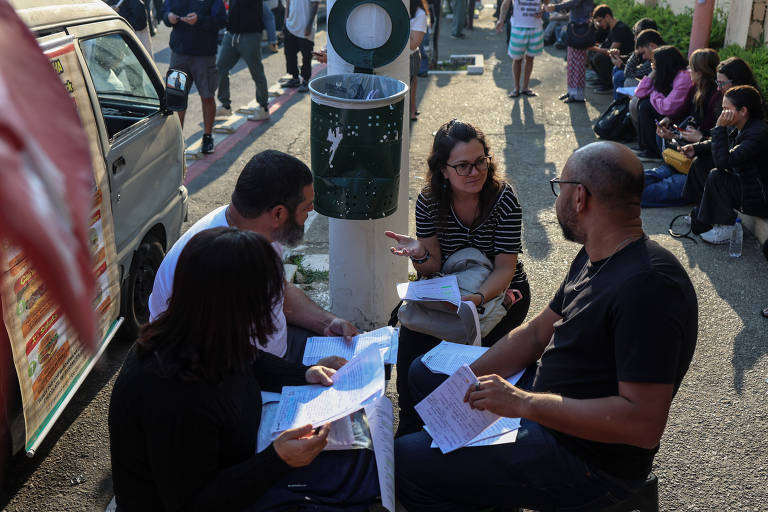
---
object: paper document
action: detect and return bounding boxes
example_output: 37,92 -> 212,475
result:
616,86 -> 637,97
428,415 -> 522,448
365,396 -> 396,512
396,275 -> 462,306
302,326 -> 399,366
414,364 -> 499,454
272,344 -> 385,434
421,341 -> 488,375
258,401 -> 360,453
457,300 -> 481,346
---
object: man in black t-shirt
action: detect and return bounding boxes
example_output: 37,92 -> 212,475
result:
395,141 -> 698,512
589,4 -> 635,93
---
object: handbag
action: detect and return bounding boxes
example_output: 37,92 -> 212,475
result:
594,97 -> 635,142
397,248 -> 509,344
565,21 -> 596,49
662,148 -> 693,174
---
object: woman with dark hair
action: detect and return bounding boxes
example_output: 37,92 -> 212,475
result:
681,85 -> 768,244
109,227 -> 356,511
633,45 -> 693,160
385,119 -> 530,436
642,48 -> 722,206
409,0 -> 428,121
544,0 -> 595,103
717,57 -> 763,96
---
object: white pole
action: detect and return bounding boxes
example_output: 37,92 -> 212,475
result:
325,0 -> 410,329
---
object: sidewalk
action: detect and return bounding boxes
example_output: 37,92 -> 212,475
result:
301,5 -> 768,510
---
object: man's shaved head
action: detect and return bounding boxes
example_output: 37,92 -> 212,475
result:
563,142 -> 645,211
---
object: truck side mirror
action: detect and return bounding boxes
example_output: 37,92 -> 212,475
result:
165,69 -> 190,112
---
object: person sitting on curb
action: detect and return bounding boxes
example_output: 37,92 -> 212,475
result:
215,0 -> 272,122
681,85 -> 768,244
588,4 -> 634,94
395,141 -> 698,511
149,150 -> 358,363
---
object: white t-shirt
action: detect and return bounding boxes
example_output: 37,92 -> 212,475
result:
148,205 -> 288,358
410,8 -> 428,54
510,0 -> 543,29
286,0 -> 322,41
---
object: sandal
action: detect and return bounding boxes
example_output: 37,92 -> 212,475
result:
508,89 -> 520,98
521,89 -> 537,97
761,306 -> 768,318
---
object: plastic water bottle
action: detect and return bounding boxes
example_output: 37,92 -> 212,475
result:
729,219 -> 743,258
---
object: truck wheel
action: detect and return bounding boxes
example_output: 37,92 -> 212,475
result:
121,240 -> 164,340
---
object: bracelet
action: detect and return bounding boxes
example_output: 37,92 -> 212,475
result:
410,248 -> 430,264
475,291 -> 485,306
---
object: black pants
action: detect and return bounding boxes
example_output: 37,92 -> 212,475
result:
428,0 -> 441,66
683,156 -> 768,226
284,29 -> 313,82
637,97 -> 663,156
395,280 -> 531,437
590,52 -> 614,89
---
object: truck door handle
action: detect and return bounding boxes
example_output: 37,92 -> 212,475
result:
111,156 -> 126,174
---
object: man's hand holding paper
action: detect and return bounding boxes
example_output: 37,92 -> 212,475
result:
465,374 -> 530,418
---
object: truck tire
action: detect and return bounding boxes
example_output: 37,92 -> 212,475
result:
120,239 -> 164,340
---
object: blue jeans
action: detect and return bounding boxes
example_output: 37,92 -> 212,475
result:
452,0 -> 466,36
394,361 -> 644,511
613,68 -> 625,101
642,164 -> 690,207
263,1 -> 277,44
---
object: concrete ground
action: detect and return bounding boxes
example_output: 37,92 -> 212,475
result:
2,4 -> 767,511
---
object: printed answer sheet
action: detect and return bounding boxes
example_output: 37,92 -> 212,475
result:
415,364 -> 499,454
427,416 -> 521,449
396,275 -> 462,306
421,341 -> 488,375
302,326 -> 399,366
272,344 -> 385,435
365,396 -> 396,512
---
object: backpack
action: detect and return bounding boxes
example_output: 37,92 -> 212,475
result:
594,97 -> 635,141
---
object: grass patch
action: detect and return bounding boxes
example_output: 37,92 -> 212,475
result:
285,254 -> 329,284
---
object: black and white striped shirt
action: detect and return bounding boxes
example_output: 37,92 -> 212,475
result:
415,183 -> 527,283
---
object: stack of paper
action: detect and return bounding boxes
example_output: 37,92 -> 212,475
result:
396,275 -> 462,306
302,326 -> 399,366
271,344 -> 385,435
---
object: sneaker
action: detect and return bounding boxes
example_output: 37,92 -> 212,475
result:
593,86 -> 613,94
281,77 -> 301,88
700,224 -> 734,244
682,215 -> 691,225
201,133 -> 214,154
554,41 -> 567,49
247,106 -> 270,121
586,70 -> 598,80
635,151 -> 662,162
267,43 -> 279,53
215,106 -> 232,119
298,81 -> 309,93
450,33 -> 466,39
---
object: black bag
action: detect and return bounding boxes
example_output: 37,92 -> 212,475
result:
594,97 -> 635,141
566,21 -> 596,49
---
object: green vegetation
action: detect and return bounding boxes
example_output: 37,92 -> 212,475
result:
285,254 -> 329,284
718,44 -> 768,97
605,0 -> 726,53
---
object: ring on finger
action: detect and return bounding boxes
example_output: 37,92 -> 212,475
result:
475,382 -> 481,391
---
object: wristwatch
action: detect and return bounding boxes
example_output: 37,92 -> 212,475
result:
410,248 -> 430,264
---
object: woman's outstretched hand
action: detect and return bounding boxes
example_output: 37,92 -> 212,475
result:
385,231 -> 426,260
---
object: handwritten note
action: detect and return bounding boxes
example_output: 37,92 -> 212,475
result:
421,341 -> 488,375
302,326 -> 398,366
396,275 -> 462,306
414,364 -> 499,454
272,344 -> 385,434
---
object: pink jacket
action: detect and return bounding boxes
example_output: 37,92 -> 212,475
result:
634,69 -> 693,117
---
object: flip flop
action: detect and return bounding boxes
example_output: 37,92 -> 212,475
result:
508,89 -> 520,98
521,89 -> 537,97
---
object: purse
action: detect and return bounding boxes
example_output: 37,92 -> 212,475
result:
662,148 -> 693,174
565,21 -> 596,49
397,248 -> 509,344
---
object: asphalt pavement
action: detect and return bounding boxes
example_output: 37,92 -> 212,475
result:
2,6 -> 767,511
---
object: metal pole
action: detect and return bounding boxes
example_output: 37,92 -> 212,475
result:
689,0 -> 715,56
326,0 -> 410,329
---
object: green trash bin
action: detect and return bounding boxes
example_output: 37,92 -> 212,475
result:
309,73 -> 408,220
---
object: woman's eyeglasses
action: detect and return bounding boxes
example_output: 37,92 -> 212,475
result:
445,156 -> 491,176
